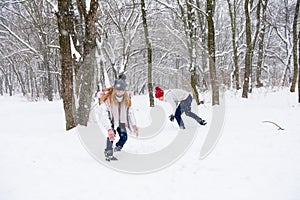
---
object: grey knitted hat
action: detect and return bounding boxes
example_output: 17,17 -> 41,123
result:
114,73 -> 127,91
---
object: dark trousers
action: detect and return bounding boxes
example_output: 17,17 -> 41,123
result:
174,94 -> 203,128
106,124 -> 128,151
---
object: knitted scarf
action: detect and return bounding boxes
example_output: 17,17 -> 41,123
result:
111,102 -> 128,128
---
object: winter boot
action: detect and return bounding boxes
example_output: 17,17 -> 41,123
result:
114,146 -> 122,152
104,149 -> 118,162
179,125 -> 186,130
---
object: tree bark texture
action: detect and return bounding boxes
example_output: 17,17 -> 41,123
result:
187,0 -> 200,105
298,29 -> 300,103
242,0 -> 252,98
207,0 -> 219,105
256,0 -> 268,88
290,0 -> 299,92
76,0 -> 98,126
141,0 -> 154,107
57,0 -> 76,130
227,0 -> 240,90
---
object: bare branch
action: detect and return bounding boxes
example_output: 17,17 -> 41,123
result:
262,121 -> 285,130
0,22 -> 37,54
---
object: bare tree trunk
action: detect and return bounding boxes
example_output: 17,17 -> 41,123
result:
207,0 -> 219,105
12,64 -> 26,96
54,49 -> 62,98
195,0 -> 209,92
30,67 -> 40,100
256,0 -> 268,88
7,66 -> 13,96
248,0 -> 261,91
191,68 -> 200,104
177,0 -> 200,104
99,60 -> 105,90
282,58 -> 292,87
141,0 -> 154,107
29,69 -> 34,99
298,29 -> 300,103
57,0 -> 76,130
290,0 -> 299,92
44,51 -> 53,101
77,49 -> 96,125
54,73 -> 61,98
187,0 -> 200,105
76,0 -> 99,126
0,68 -> 5,96
227,0 -> 240,90
242,0 -> 252,98
0,77 -> 2,96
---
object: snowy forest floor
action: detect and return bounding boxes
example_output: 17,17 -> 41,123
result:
0,88 -> 300,200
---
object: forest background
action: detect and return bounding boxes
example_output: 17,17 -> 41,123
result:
0,0 -> 299,130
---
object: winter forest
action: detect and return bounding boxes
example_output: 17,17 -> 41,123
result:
0,0 -> 299,130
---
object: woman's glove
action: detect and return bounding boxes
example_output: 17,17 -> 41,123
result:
108,129 -> 115,141
132,125 -> 139,137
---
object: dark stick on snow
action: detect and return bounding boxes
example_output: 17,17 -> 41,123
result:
262,121 -> 284,130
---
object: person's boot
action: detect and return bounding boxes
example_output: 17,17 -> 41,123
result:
104,149 -> 118,161
114,146 -> 122,152
179,124 -> 186,129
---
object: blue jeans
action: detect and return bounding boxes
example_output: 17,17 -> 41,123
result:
174,95 -> 204,128
106,123 -> 128,151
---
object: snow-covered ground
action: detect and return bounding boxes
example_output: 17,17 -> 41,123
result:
0,88 -> 300,200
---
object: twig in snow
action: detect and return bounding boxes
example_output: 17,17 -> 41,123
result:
262,121 -> 284,130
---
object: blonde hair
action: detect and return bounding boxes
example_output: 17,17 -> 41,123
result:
99,87 -> 113,104
111,89 -> 131,107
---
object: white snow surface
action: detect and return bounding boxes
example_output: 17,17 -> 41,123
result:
0,88 -> 300,200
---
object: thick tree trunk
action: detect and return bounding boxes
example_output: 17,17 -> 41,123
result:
230,0 -> 240,90
57,0 -> 76,130
227,0 -> 240,90
76,0 -> 99,126
77,49 -> 96,125
298,29 -> 300,103
290,0 -> 299,92
256,0 -> 268,88
207,0 -> 219,105
242,0 -> 252,98
187,0 -> 200,105
141,0 -> 154,107
195,0 -> 209,92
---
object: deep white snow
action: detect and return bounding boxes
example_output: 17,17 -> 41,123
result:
0,88 -> 300,200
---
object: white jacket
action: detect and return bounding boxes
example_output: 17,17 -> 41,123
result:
100,100 -> 137,131
164,89 -> 191,111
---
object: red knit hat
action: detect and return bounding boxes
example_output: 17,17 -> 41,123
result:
155,86 -> 164,98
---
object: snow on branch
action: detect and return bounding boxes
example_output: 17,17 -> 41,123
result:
154,0 -> 182,20
47,45 -> 60,49
0,23 -> 38,55
0,48 -> 31,60
162,22 -> 187,50
0,0 -> 27,6
45,0 -> 58,13
186,1 -> 207,17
